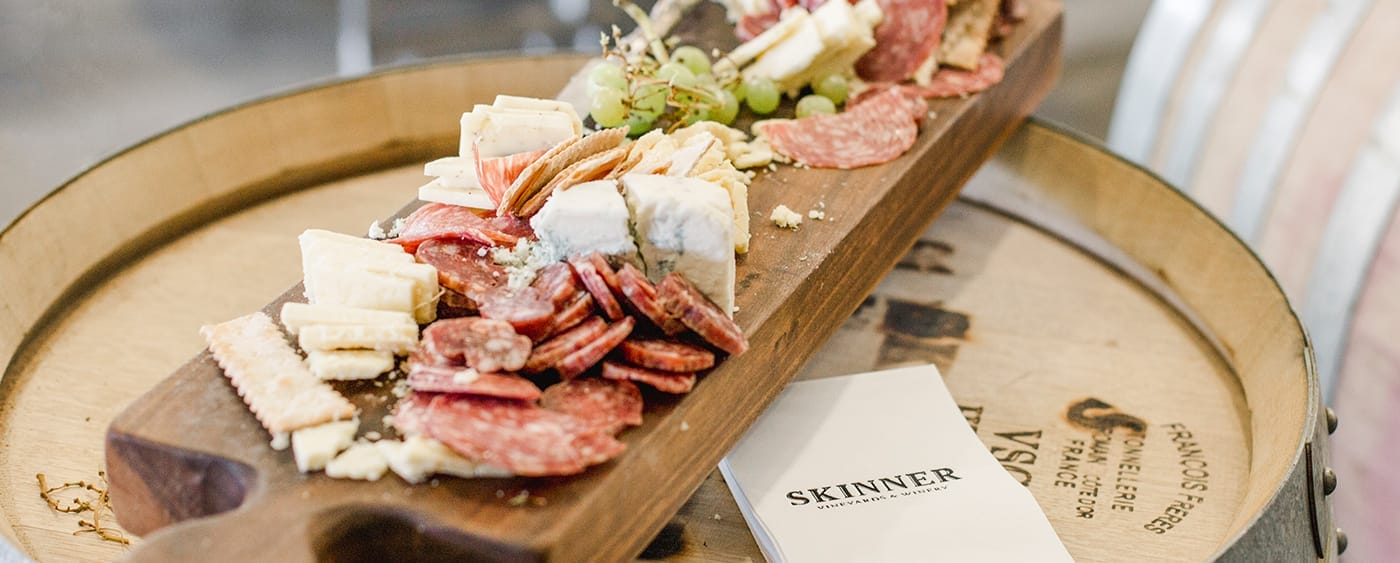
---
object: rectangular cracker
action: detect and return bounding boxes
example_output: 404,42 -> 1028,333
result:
200,312 -> 357,434
937,0 -> 999,70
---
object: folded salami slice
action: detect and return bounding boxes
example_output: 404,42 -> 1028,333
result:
856,0 -> 947,83
619,339 -> 715,372
616,263 -> 685,335
540,378 -> 643,435
531,262 -> 580,308
755,89 -> 921,169
415,239 -> 507,304
656,273 -> 749,355
390,203 -> 522,253
602,361 -> 697,394
419,317 -> 531,373
524,316 -> 608,374
426,394 -> 625,477
474,143 -> 550,206
569,253 -> 625,321
407,365 -> 542,401
478,286 -> 555,341
542,291 -> 594,341
556,317 -> 635,379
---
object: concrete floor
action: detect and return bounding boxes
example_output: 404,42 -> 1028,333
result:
0,0 -> 1150,229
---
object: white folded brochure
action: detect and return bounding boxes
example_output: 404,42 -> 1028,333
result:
720,364 -> 1073,562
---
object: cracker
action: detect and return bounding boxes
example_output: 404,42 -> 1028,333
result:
519,146 -> 629,217
937,0 -> 998,70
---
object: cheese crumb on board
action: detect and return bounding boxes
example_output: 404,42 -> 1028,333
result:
771,205 -> 803,229
325,442 -> 390,481
292,419 -> 359,473
808,209 -> 825,220
377,436 -> 513,484
270,432 -> 290,451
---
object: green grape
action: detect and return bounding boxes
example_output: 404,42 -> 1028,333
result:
631,82 -> 668,118
671,46 -> 712,76
813,74 -> 849,105
713,88 -> 740,125
743,76 -> 780,115
626,111 -> 656,136
589,62 -> 628,91
728,80 -> 747,103
795,94 -> 837,118
590,87 -> 628,128
655,62 -> 697,89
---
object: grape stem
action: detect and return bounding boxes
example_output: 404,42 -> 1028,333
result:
613,0 -> 670,64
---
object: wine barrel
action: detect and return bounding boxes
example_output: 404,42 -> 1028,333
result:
0,61 -> 1325,560
1108,1 -> 1399,558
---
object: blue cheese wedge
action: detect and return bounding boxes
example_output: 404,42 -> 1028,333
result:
292,419 -> 359,473
621,174 -> 736,315
325,442 -> 389,481
530,179 -> 639,264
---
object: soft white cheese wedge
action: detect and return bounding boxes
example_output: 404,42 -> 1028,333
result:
377,436 -> 513,484
417,180 -> 495,210
530,179 -> 639,263
621,174 -> 736,315
279,303 -> 416,335
306,350 -> 395,381
325,442 -> 389,481
292,419 -> 358,473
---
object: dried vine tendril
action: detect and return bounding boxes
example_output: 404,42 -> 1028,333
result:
36,469 -> 130,546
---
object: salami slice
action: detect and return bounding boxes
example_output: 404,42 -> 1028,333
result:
426,394 -> 624,476
437,288 -> 477,318
855,0 -> 947,83
755,89 -> 921,169
569,254 -> 625,320
419,317 -> 531,373
540,378 -> 643,435
531,262 -> 579,308
478,286 -> 555,341
556,316 -> 635,379
547,291 -> 595,339
602,361 -> 697,394
656,273 -> 749,355
407,364 -> 542,401
415,239 -> 506,303
917,53 -> 1004,98
391,392 -> 438,436
391,203 -> 522,253
475,144 -> 550,206
616,263 -> 686,335
619,339 -> 715,372
524,316 -> 608,374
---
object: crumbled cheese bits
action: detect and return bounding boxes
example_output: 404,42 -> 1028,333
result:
200,312 -> 357,435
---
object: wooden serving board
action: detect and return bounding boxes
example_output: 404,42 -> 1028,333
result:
100,4 -> 1062,561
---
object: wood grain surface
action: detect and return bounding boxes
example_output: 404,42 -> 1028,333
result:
93,4 -> 1065,562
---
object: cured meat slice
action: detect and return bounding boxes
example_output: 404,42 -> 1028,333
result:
419,317 -> 531,373
531,262 -> 579,308
524,316 -> 608,374
478,286 -> 554,341
755,89 -> 920,169
569,254 -> 625,321
415,239 -> 506,303
856,0 -> 947,83
540,378 -> 643,435
474,143 -> 550,206
736,11 -> 780,41
616,263 -> 686,335
656,273 -> 749,355
518,146 -> 628,218
391,203 -> 522,253
486,214 -> 535,242
407,364 -> 542,401
918,53 -> 1004,98
556,317 -> 635,379
602,361 -> 697,394
545,291 -> 595,340
619,339 -> 716,372
437,288 -> 477,317
392,392 -> 438,437
426,394 -> 625,476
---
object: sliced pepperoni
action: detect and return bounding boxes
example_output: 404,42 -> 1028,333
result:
602,361 -> 697,394
426,394 -> 624,477
586,252 -> 623,295
531,262 -> 579,308
524,316 -> 608,374
420,317 -> 531,373
616,263 -> 685,335
569,254 -> 624,320
855,0 -> 946,83
478,286 -> 554,341
544,291 -> 595,340
556,317 -> 635,379
475,144 -> 550,206
656,273 -> 749,355
620,339 -> 715,372
486,214 -> 535,242
391,392 -> 438,436
391,203 -> 522,253
415,239 -> 506,304
407,364 -> 542,401
755,89 -> 920,169
540,378 -> 643,435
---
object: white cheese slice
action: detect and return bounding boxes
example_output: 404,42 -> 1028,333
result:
325,442 -> 389,481
298,229 -> 414,301
742,16 -> 827,94
716,8 -> 811,74
377,436 -> 512,484
530,179 -> 638,264
621,174 -> 736,315
292,419 -> 358,473
466,108 -> 578,160
279,302 -> 417,335
666,132 -> 718,178
364,262 -> 439,324
491,95 -> 583,135
298,323 -> 419,354
423,157 -> 477,189
306,350 -> 395,381
307,267 -> 418,315
417,180 -> 496,210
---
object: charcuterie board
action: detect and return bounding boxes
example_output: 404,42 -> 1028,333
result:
17,2 -> 1068,561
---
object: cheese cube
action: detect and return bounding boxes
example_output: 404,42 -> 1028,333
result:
306,350 -> 395,381
325,443 -> 389,481
292,419 -> 358,473
377,436 -> 512,484
621,174 -> 736,315
530,179 -> 638,264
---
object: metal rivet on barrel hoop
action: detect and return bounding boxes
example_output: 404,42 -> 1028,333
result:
1336,528 -> 1348,554
1323,467 -> 1338,495
1326,407 -> 1338,434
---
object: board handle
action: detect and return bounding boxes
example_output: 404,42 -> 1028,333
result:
126,499 -> 319,562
